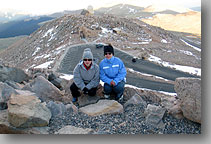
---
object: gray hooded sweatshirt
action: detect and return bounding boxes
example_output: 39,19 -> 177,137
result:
73,48 -> 100,90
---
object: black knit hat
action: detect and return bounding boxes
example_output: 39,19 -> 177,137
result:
104,44 -> 114,55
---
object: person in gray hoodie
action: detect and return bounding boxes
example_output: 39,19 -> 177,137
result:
70,48 -> 100,102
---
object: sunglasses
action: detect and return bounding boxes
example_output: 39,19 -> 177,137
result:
104,52 -> 112,55
83,59 -> 92,61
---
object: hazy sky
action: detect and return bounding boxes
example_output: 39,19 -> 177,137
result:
0,0 -> 201,15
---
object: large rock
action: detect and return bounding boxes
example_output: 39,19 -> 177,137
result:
0,82 -> 18,110
124,94 -> 147,108
79,100 -> 123,116
0,110 -> 49,134
0,65 -> 29,83
77,94 -> 102,107
144,104 -> 166,129
47,101 -> 66,117
161,96 -> 183,119
174,77 -> 201,123
55,125 -> 94,134
8,93 -> 51,128
22,76 -> 63,102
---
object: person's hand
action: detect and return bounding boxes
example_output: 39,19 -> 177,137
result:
110,80 -> 116,86
83,87 -> 88,94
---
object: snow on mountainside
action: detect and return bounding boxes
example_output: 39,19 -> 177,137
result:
95,4 -> 200,36
0,13 -> 201,76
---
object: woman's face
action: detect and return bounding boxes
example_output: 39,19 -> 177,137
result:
105,52 -> 113,60
83,58 -> 92,67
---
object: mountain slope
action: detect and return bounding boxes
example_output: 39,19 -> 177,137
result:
0,13 -> 201,71
142,11 -> 201,35
95,4 -> 179,19
143,4 -> 192,13
95,4 -> 200,35
0,16 -> 54,38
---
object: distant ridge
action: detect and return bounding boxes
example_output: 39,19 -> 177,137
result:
0,16 -> 54,38
143,4 -> 193,13
190,7 -> 201,12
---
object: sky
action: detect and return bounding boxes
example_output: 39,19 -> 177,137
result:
0,0 -> 201,15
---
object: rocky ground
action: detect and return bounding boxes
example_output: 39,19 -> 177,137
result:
48,99 -> 201,134
0,63 -> 201,134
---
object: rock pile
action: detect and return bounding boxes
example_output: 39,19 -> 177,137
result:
0,64 -> 201,134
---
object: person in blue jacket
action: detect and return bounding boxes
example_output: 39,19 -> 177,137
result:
99,44 -> 127,102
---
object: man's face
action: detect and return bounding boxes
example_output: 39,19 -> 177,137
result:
105,52 -> 113,60
83,58 -> 92,67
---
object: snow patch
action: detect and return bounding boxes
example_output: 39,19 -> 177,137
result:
34,61 -> 54,69
32,47 -> 41,56
59,74 -> 74,80
180,39 -> 201,52
128,68 -> 170,82
43,28 -> 54,37
179,50 -> 193,56
148,55 -> 201,76
161,39 -> 168,43
101,27 -> 112,34
125,84 -> 177,97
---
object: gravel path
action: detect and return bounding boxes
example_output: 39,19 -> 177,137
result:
48,100 -> 201,134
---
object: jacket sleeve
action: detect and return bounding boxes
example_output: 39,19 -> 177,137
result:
86,65 -> 100,90
73,64 -> 85,90
100,62 -> 112,85
113,60 -> 127,85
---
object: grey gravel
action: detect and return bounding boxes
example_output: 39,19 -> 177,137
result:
48,100 -> 201,134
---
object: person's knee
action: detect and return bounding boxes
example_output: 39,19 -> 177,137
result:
114,82 -> 125,93
104,83 -> 112,94
70,83 -> 77,90
88,88 -> 97,96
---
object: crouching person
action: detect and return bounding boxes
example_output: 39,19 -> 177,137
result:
70,48 -> 100,102
99,44 -> 127,102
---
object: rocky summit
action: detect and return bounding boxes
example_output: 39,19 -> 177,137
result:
0,13 -> 200,71
0,12 -> 201,134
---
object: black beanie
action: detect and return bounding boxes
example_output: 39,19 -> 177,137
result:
104,44 -> 114,55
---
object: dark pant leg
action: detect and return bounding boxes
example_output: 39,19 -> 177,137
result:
70,82 -> 81,98
88,87 -> 98,96
104,83 -> 113,95
113,81 -> 125,99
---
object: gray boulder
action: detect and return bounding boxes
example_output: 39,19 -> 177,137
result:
47,101 -> 66,117
0,110 -> 49,134
124,94 -> 147,108
0,65 -> 29,83
55,125 -> 94,134
22,76 -> 63,102
174,77 -> 201,123
8,93 -> 51,128
79,100 -> 123,116
0,82 -> 18,110
144,104 -> 166,129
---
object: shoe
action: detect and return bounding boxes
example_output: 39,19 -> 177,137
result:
104,94 -> 110,99
72,97 -> 78,103
116,95 -> 123,102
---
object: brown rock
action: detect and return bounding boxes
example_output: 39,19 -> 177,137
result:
8,93 -> 51,128
79,100 -> 123,116
174,77 -> 201,123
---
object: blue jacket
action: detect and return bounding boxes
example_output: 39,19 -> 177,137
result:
99,56 -> 126,85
